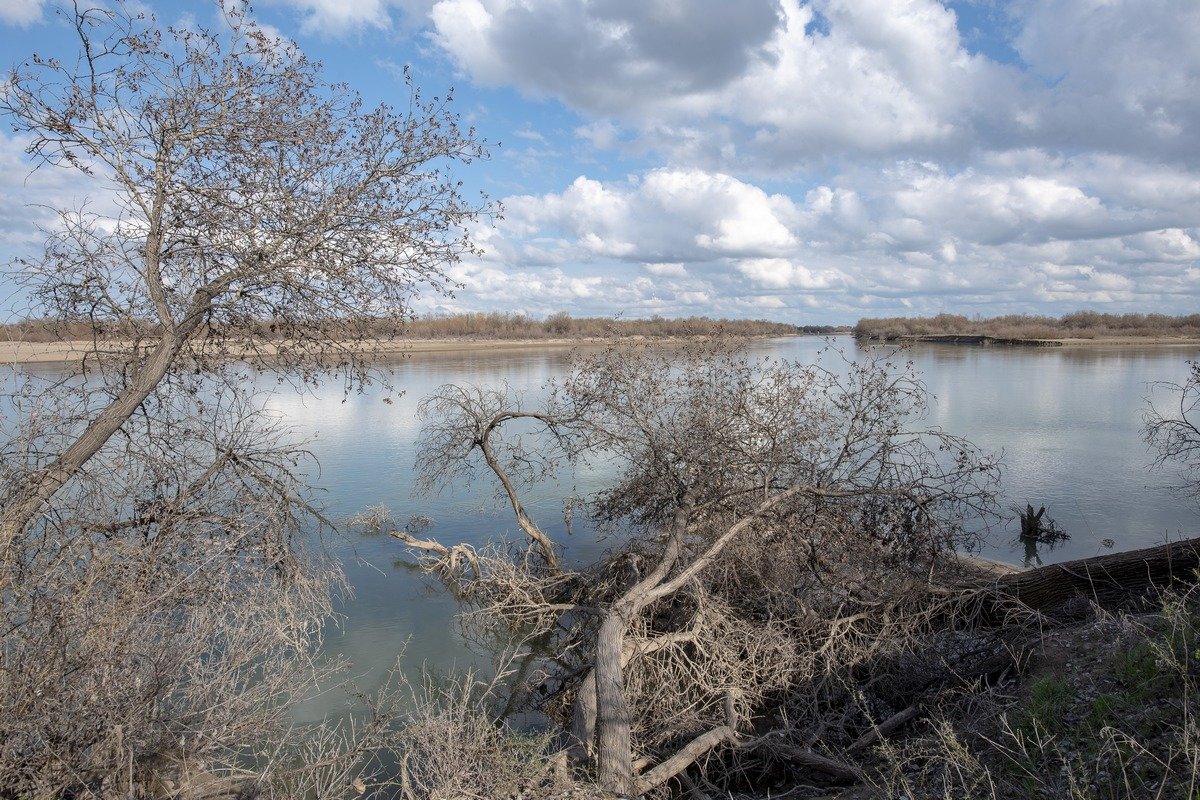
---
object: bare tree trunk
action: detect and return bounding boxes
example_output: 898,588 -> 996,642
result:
594,610 -> 636,795
1019,504 -> 1046,539
480,427 -> 561,572
636,726 -> 738,794
989,536 -> 1200,611
569,668 -> 598,765
1,326 -> 194,549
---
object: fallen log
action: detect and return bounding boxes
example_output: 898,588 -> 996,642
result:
985,536 -> 1200,613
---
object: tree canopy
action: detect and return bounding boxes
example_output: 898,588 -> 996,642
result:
1,0 -> 490,543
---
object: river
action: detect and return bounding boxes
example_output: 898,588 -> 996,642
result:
14,335 -> 1200,714
253,335 -> 1200,711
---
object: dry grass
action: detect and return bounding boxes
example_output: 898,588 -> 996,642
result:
380,669 -> 579,800
868,588 -> 1200,799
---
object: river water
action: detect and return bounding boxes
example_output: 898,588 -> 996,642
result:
15,335 -> 1200,713
255,335 -> 1200,709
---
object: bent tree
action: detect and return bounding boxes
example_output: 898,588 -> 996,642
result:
393,341 -> 1000,795
0,0 -> 487,548
0,3 -> 488,795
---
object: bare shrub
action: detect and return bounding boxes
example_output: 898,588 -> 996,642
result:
0,377 -> 392,797
388,670 -> 570,800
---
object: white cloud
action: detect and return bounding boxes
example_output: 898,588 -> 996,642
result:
735,258 -> 834,290
1013,0 -> 1200,163
643,263 -> 687,278
463,154 -> 1200,320
0,0 -> 45,26
503,169 -> 801,264
428,0 -> 1200,174
430,0 -> 1018,168
266,0 -> 436,34
888,167 -> 1110,245
575,120 -> 621,150
431,0 -> 785,109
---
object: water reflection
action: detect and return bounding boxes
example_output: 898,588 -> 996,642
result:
10,336 -> 1200,712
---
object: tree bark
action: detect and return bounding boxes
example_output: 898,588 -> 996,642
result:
592,490 -> 696,793
594,611 -> 635,794
987,536 -> 1200,611
635,726 -> 738,794
569,668 -> 598,766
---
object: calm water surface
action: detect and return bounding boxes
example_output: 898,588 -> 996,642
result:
18,336 -> 1200,712
262,335 -> 1200,709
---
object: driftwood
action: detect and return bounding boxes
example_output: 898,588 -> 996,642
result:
982,536 -> 1200,612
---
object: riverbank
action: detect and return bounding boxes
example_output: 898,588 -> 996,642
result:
0,337 -> 595,365
854,312 -> 1200,345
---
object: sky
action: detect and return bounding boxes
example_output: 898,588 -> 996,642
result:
1,0 -> 1198,325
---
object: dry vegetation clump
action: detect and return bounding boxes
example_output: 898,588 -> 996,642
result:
0,376 -> 389,798
383,339 -> 1005,795
854,312 -> 1200,341
380,669 -> 588,800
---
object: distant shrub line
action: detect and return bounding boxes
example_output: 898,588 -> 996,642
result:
0,312 -> 802,343
854,312 -> 1200,341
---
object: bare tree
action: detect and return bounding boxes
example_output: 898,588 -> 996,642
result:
0,2 -> 489,794
1146,361 -> 1200,497
0,0 -> 489,548
391,341 -> 1001,795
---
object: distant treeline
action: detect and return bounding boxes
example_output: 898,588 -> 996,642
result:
797,324 -> 851,335
399,311 -> 801,339
0,312 -> 801,342
854,312 -> 1200,341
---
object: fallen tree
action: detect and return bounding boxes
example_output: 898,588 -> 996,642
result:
386,340 -> 1004,795
377,346 -> 1200,798
985,536 -> 1200,613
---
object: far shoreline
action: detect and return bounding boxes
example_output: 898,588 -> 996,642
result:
7,331 -> 1200,365
0,333 -> 814,366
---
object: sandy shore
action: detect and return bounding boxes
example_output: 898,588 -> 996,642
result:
0,336 -> 647,365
